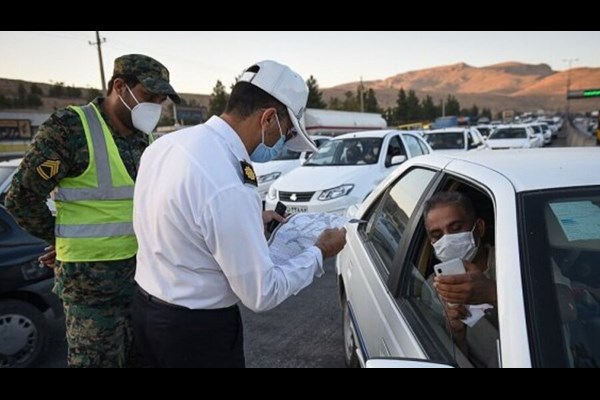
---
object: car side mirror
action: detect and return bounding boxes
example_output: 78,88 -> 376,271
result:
390,155 -> 407,166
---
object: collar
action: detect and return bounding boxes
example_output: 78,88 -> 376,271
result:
204,116 -> 251,162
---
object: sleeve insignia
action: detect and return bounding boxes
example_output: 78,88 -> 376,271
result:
36,160 -> 61,181
240,161 -> 258,187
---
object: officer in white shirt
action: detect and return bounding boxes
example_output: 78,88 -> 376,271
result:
132,60 -> 347,368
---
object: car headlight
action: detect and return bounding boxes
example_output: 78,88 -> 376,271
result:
258,172 -> 281,184
267,186 -> 278,201
318,185 -> 354,201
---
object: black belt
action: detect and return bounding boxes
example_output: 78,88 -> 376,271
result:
136,286 -> 190,311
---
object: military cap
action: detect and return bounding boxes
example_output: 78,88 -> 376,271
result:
113,54 -> 181,104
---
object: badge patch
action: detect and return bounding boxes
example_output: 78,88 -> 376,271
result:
240,161 -> 258,187
36,160 -> 61,181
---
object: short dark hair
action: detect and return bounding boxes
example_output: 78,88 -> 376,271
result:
225,81 -> 288,119
107,74 -> 140,96
424,192 -> 476,223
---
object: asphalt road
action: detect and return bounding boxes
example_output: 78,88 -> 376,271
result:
36,259 -> 344,368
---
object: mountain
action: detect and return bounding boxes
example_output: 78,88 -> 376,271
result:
323,62 -> 600,113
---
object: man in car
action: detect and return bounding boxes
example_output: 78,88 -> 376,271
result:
424,192 -> 498,366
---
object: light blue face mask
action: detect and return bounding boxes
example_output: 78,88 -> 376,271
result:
250,114 -> 286,163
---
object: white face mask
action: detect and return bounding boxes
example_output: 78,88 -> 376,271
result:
119,85 -> 162,135
432,223 -> 479,263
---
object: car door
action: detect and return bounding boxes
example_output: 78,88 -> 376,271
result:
341,167 -> 439,363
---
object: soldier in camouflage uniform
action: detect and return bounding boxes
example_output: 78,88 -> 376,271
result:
6,54 -> 180,368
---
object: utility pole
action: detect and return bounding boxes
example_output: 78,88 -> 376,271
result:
359,77 -> 365,113
562,58 -> 579,120
89,31 -> 107,93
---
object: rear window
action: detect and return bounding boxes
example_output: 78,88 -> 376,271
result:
490,128 -> 527,140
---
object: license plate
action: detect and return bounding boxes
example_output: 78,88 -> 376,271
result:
287,206 -> 308,214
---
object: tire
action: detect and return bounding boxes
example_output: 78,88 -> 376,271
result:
0,300 -> 48,368
342,296 -> 360,368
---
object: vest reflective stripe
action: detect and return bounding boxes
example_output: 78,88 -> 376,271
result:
56,222 -> 135,238
54,103 -> 137,262
54,186 -> 134,202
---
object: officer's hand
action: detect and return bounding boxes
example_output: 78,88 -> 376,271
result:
38,246 -> 57,269
315,228 -> 347,259
262,211 -> 287,226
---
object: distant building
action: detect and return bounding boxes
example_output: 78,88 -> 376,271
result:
0,112 -> 51,141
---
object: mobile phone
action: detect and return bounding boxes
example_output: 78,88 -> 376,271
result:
434,258 -> 466,277
266,202 -> 287,234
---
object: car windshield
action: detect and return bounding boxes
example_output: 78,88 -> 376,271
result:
489,128 -> 527,140
522,187 -> 600,367
424,132 -> 465,150
275,148 -> 302,161
305,138 -> 382,166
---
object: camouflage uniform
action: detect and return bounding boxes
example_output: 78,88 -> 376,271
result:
5,54 -> 180,368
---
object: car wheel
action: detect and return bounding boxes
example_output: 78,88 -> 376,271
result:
342,296 -> 360,368
0,300 -> 48,368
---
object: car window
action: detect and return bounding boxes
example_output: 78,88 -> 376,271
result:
416,137 -> 431,155
363,168 -> 436,277
305,138 -> 382,166
0,166 -> 16,189
522,188 -> 600,368
275,148 -> 302,161
400,184 -> 499,368
385,136 -> 406,167
404,134 -> 425,157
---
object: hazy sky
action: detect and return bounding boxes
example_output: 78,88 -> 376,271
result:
1,31 -> 599,94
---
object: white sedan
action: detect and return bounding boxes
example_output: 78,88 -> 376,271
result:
337,148 -> 600,368
423,128 -> 487,153
486,125 -> 542,149
265,130 -> 431,215
254,137 -> 329,201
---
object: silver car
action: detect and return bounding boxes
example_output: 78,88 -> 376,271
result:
337,148 -> 600,368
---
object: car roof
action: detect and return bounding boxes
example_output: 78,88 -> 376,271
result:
0,158 -> 23,168
335,130 -> 420,140
425,128 -> 468,134
413,149 -> 600,192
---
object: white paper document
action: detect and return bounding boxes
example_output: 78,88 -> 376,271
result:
268,213 -> 349,265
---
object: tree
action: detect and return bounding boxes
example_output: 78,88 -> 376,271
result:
364,89 -> 380,113
445,95 -> 460,116
30,84 -> 43,96
406,90 -> 421,122
342,91 -> 359,111
469,104 -> 480,119
306,76 -> 327,109
422,95 -> 438,121
481,108 -> 492,120
394,88 -> 408,124
208,80 -> 229,117
328,97 -> 342,110
49,82 -> 65,98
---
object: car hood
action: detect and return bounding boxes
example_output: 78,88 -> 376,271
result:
254,160 -> 300,177
487,139 -> 529,148
273,165 -> 383,193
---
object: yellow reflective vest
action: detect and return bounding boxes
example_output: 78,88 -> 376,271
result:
54,103 -> 137,262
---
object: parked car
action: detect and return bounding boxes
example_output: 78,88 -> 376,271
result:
423,128 -> 487,153
337,148 -> 600,368
265,130 -> 431,215
0,206 -> 61,368
0,159 -> 56,214
254,137 -> 330,201
486,125 -> 542,150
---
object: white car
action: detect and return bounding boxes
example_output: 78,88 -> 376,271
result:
0,158 -> 55,214
486,125 -> 541,150
337,148 -> 600,368
254,137 -> 329,201
423,128 -> 487,153
265,130 -> 431,215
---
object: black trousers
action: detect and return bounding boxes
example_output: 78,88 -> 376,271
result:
132,287 -> 245,368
